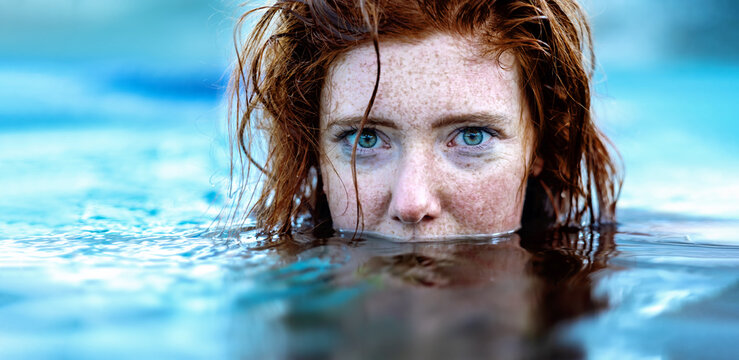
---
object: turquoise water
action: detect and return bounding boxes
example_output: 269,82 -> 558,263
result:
2,1 -> 739,359
2,64 -> 738,359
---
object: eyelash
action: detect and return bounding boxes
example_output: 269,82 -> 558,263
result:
333,126 -> 386,154
332,126 -> 499,153
448,127 -> 499,148
333,126 -> 359,142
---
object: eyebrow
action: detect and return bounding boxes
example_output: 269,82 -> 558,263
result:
432,112 -> 511,129
326,112 -> 512,130
326,116 -> 398,129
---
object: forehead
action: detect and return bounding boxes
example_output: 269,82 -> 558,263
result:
320,33 -> 522,125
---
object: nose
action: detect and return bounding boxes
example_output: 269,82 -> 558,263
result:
388,157 -> 442,224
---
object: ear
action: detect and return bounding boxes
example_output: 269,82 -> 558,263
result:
531,156 -> 543,176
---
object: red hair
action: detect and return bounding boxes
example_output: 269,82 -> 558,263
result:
226,0 -> 621,235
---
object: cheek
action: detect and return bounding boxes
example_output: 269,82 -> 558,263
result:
321,161 -> 353,227
321,161 -> 391,229
445,166 -> 526,233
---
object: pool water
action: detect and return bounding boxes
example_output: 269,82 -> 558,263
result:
2,69 -> 739,359
2,201 -> 739,359
2,1 -> 739,358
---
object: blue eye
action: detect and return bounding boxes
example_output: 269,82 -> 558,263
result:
347,129 -> 379,148
462,128 -> 484,145
454,127 -> 493,146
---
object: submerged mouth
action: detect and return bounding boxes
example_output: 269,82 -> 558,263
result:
334,227 -> 520,243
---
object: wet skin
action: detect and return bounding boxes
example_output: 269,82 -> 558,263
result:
319,33 -> 541,240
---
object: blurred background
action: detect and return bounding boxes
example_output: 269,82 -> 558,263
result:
0,0 -> 240,237
1,0 -> 738,238
583,0 -> 739,220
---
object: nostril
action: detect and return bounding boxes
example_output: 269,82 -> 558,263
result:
394,214 -> 420,224
393,212 -> 434,225
389,185 -> 442,225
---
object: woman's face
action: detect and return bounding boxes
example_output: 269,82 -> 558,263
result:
319,33 -> 538,240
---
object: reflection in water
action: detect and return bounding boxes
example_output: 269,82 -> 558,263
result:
237,228 -> 617,359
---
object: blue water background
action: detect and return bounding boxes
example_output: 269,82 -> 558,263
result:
1,0 -> 739,358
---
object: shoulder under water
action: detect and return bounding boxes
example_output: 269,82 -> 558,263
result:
239,225 -> 614,359
205,215 -> 739,359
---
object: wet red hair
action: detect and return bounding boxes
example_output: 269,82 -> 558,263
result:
226,0 -> 621,235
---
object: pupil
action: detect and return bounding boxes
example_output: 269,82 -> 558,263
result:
463,129 -> 483,145
358,130 -> 378,148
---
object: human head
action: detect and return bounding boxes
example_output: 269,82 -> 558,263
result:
227,0 -> 620,237
320,33 -> 538,238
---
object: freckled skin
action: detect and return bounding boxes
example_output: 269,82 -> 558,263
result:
319,33 -> 536,240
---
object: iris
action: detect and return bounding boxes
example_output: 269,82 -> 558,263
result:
356,129 -> 378,148
462,128 -> 484,145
